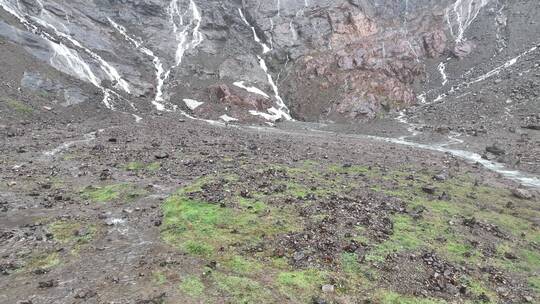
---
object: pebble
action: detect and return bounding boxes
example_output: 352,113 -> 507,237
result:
422,185 -> 437,194
321,284 -> 335,293
154,152 -> 170,159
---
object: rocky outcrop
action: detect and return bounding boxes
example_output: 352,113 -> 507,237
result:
0,0 -> 502,123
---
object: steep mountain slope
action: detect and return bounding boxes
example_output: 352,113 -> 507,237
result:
2,0 -> 527,123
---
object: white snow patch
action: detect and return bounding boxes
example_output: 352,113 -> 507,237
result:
183,99 -> 204,110
233,81 -> 270,98
220,114 -> 238,122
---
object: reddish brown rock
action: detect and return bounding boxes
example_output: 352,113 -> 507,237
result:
423,29 -> 447,58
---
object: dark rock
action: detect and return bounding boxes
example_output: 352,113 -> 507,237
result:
135,293 -> 166,304
240,189 -> 252,198
504,252 -> 518,260
485,144 -> 505,156
74,289 -> 97,299
463,217 -> 477,227
33,268 -> 48,275
38,280 -> 56,288
422,185 -> 437,194
154,152 -> 170,159
438,191 -> 451,201
478,293 -> 490,302
312,297 -> 328,304
433,172 -> 448,181
522,125 -> 540,130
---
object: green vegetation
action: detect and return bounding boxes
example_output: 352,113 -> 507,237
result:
223,255 -> 263,275
81,183 -> 147,203
366,215 -> 424,263
25,252 -> 60,271
341,252 -> 361,274
377,291 -> 447,304
161,194 -> 299,257
158,163 -> 539,303
152,271 -> 167,285
3,98 -> 33,114
214,273 -> 275,303
49,220 -> 96,244
277,270 -> 326,297
184,240 -> 214,256
529,276 -> 540,293
124,161 -> 161,172
463,277 -> 497,302
179,276 -> 205,297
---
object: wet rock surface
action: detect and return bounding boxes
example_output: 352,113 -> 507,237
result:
0,0 -> 534,124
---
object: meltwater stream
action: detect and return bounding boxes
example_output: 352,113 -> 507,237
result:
236,118 -> 540,189
286,123 -> 540,189
371,134 -> 540,188
238,8 -> 292,122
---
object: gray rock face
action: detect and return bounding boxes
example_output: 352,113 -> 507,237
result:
21,71 -> 89,106
0,0 -> 526,122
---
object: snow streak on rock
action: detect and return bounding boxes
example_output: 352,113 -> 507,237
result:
32,1 -> 131,94
238,8 -> 292,121
169,0 -> 203,67
220,114 -> 239,122
431,43 -> 539,104
445,0 -> 490,44
108,18 -> 171,112
467,44 -> 539,84
233,81 -> 270,98
183,99 -> 203,110
0,0 -> 131,110
438,62 -> 448,86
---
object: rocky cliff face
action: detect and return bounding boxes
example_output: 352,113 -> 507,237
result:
0,0 -> 537,124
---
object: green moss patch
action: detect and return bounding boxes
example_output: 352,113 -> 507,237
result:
49,220 -> 96,245
157,164 -> 539,303
24,252 -> 60,272
124,161 -> 161,172
3,98 -> 33,114
277,269 -> 326,297
161,195 -> 299,257
377,291 -> 447,304
179,276 -> 205,297
152,271 -> 167,285
81,183 -> 147,203
214,273 -> 275,303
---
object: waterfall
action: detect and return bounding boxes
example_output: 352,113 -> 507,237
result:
238,8 -> 292,121
0,0 -> 132,110
445,0 -> 490,44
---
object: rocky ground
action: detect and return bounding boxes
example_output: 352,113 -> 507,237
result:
1,106 -> 539,303
1,0 -> 540,303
